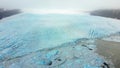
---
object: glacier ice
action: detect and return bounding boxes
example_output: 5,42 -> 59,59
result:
0,13 -> 119,68
0,13 -> 120,59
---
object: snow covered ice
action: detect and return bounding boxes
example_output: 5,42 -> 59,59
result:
0,13 -> 120,68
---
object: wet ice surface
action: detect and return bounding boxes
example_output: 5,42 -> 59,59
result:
0,13 -> 120,68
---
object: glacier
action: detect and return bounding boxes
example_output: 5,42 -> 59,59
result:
0,13 -> 120,68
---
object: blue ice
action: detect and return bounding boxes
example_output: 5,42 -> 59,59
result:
0,13 -> 120,59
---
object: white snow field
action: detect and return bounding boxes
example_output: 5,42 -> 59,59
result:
0,13 -> 120,68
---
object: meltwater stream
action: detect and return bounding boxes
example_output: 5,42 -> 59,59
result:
0,13 -> 120,68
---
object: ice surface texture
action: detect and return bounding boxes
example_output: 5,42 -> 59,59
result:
0,13 -> 120,62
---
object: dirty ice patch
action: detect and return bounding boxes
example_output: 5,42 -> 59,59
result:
103,35 -> 120,42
